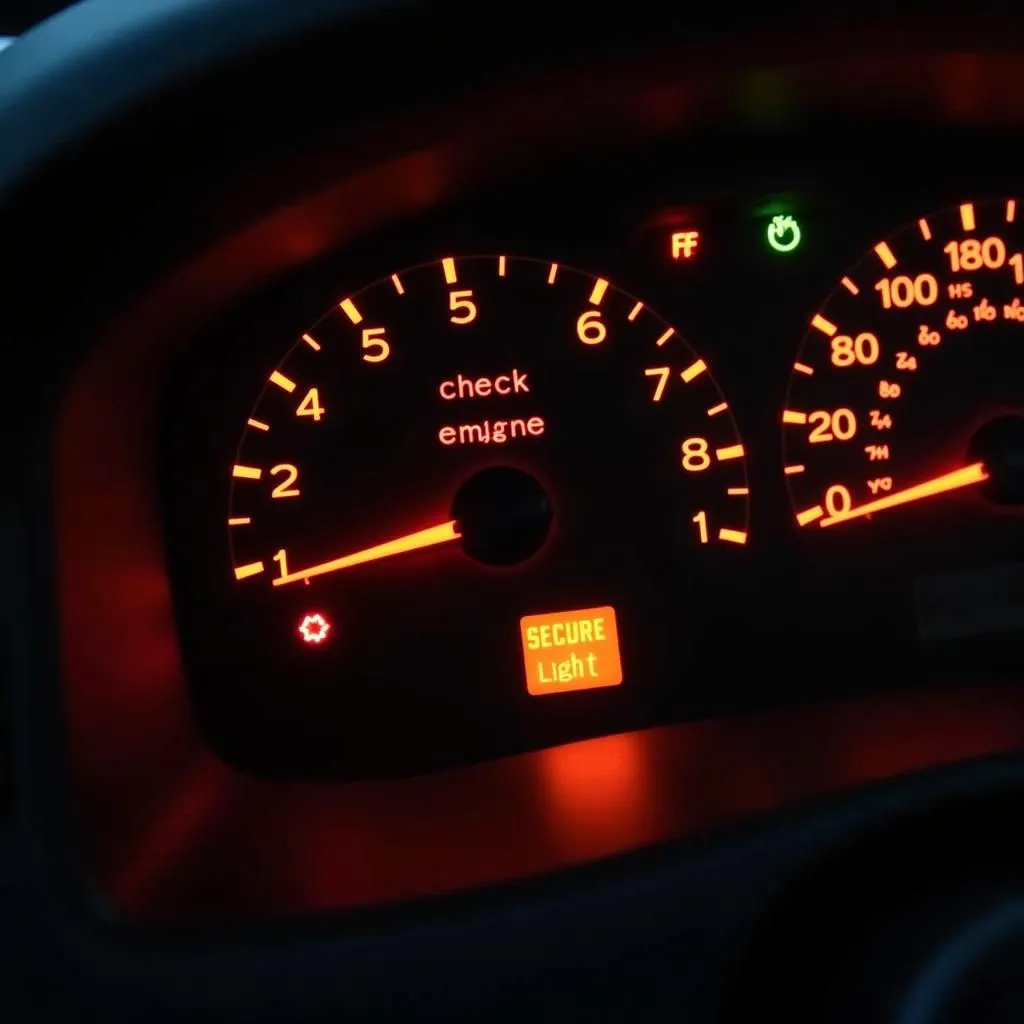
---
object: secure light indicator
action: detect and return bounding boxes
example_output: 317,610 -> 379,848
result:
767,214 -> 802,253
520,605 -> 623,695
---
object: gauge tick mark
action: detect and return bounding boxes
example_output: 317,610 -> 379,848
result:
339,298 -> 363,324
718,528 -> 747,545
269,370 -> 296,393
811,314 -> 837,336
796,505 -> 824,526
874,241 -> 897,269
680,359 -> 707,383
716,444 -> 745,462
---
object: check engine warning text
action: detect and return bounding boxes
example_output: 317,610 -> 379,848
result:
437,368 -> 545,446
519,606 -> 623,695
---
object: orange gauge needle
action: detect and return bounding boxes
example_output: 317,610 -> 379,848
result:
820,462 -> 988,527
272,520 -> 461,586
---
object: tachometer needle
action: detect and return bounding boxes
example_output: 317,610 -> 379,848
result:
820,462 -> 988,527
272,520 -> 461,585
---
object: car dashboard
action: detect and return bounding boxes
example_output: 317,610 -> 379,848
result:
5,2 -> 1024,1021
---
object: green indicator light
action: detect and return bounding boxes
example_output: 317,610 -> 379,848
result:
767,214 -> 802,253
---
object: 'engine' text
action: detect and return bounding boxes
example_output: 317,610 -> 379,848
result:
438,416 -> 545,446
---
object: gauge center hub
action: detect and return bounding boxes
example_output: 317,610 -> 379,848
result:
451,465 -> 553,566
969,414 -> 1024,505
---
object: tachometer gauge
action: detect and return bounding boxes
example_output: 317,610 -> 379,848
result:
224,255 -> 748,773
783,199 -> 1024,531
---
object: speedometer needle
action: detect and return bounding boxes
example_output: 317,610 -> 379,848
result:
272,520 -> 461,586
820,462 -> 988,527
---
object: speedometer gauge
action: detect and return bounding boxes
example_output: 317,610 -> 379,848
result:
783,199 -> 1024,533
223,254 -> 748,773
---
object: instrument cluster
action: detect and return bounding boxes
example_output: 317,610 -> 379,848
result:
163,148 -> 1024,780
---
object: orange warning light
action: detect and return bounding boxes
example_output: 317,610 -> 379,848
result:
671,230 -> 701,261
299,612 -> 331,644
520,606 -> 623,696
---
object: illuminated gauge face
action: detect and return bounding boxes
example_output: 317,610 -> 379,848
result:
784,200 -> 1024,547
228,256 -> 747,734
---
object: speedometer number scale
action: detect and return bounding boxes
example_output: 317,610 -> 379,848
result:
783,199 -> 1024,536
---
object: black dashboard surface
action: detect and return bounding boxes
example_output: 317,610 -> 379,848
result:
4,1 -> 1024,1021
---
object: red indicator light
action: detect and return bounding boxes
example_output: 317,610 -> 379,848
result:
670,230 -> 700,261
298,612 -> 331,644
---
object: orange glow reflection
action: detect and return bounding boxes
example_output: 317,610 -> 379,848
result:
537,732 -> 653,856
